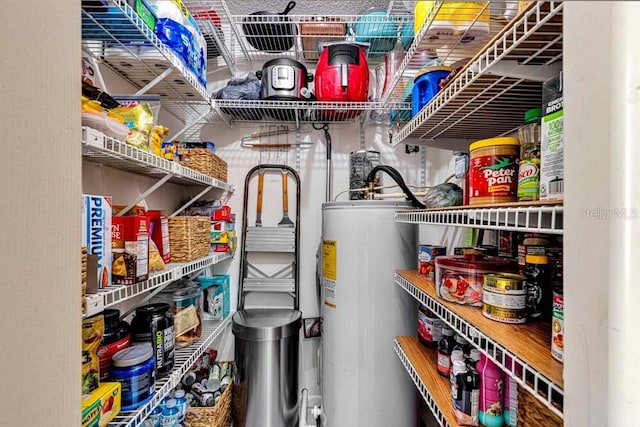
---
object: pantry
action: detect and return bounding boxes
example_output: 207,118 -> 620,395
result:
2,1 -> 639,427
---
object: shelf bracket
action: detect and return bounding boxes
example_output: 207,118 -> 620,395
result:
168,109 -> 211,141
117,173 -> 174,216
470,60 -> 563,83
134,67 -> 173,96
170,185 -> 215,217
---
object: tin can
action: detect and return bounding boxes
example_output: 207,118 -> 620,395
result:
482,274 -> 527,324
483,273 -> 526,293
551,289 -> 564,362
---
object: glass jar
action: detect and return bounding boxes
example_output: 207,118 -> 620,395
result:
152,280 -> 203,348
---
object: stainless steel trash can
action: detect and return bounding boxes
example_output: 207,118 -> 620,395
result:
232,308 -> 302,427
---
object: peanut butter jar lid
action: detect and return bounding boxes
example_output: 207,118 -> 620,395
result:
469,136 -> 519,152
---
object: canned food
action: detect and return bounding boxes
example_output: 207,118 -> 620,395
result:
482,302 -> 527,324
483,273 -> 526,293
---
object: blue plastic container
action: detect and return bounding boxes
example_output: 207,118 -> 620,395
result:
110,344 -> 156,409
411,66 -> 452,118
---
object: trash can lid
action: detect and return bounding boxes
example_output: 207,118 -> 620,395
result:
232,309 -> 302,341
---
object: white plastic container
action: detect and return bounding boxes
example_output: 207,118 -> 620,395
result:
82,111 -> 130,142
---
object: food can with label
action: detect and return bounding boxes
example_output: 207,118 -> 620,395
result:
482,273 -> 527,324
551,289 -> 564,362
469,137 -> 519,205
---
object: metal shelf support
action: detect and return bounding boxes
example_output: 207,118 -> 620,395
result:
116,173 -> 174,216
170,185 -> 215,217
470,59 -> 563,83
134,68 -> 173,96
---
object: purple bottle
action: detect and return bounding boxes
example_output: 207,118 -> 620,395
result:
477,354 -> 505,427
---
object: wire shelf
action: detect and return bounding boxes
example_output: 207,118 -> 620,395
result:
395,203 -> 563,234
394,338 -> 453,427
214,99 -> 411,124
389,1 -> 563,146
108,316 -> 231,427
395,271 -> 564,419
227,13 -> 413,64
84,253 -> 231,318
81,0 -> 211,102
81,126 -> 232,190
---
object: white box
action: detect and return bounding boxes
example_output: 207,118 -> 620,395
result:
82,195 -> 112,289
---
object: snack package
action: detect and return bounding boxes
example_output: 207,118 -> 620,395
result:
82,315 -> 105,395
112,216 -> 150,285
150,125 -> 170,157
111,96 -> 161,151
149,239 -> 166,272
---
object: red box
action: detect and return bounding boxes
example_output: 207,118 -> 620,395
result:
418,245 -> 446,280
112,216 -> 149,285
212,206 -> 231,221
147,210 -> 171,263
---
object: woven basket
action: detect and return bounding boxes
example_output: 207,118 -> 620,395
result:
179,148 -> 228,182
168,216 -> 211,262
185,382 -> 233,427
516,384 -> 563,427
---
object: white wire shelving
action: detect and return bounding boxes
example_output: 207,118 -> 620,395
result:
108,316 -> 232,427
81,126 -> 232,191
395,270 -> 564,419
395,203 -> 563,234
84,253 -> 231,318
390,1 -> 563,147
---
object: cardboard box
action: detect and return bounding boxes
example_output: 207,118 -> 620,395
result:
211,220 -> 230,232
197,275 -> 231,320
540,72 -> 564,200
112,216 -> 149,285
212,205 -> 231,221
81,382 -> 121,427
147,210 -> 171,263
418,245 -> 446,280
82,195 -> 113,289
211,230 -> 229,244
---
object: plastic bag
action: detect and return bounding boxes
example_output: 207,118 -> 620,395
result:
111,95 -> 161,151
424,182 -> 464,208
214,73 -> 262,101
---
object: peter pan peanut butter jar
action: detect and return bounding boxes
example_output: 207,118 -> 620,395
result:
469,137 -> 519,205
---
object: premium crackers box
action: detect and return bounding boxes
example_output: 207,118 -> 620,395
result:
82,195 -> 113,289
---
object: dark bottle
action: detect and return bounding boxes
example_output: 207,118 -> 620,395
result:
437,326 -> 455,377
131,303 -> 175,378
452,333 -> 470,357
524,254 -> 551,320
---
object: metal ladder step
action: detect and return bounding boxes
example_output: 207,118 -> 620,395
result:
245,227 -> 295,252
242,278 -> 296,293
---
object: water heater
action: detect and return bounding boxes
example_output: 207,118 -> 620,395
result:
321,200 -> 417,427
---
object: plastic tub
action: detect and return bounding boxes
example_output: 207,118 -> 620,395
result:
469,137 -> 519,205
81,111 -> 130,142
411,66 -> 452,117
414,1 -> 490,47
435,251 -> 516,306
151,280 -> 203,348
354,10 -> 398,57
110,344 -> 156,410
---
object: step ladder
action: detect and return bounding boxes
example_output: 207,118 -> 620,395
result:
238,164 -> 300,310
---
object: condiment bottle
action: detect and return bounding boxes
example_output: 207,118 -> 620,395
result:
517,108 -> 542,201
417,304 -> 443,347
437,326 -> 455,377
451,359 -> 480,426
524,254 -> 551,320
453,334 -> 471,357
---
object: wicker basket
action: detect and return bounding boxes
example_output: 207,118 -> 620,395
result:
185,382 -> 233,427
516,384 -> 563,427
179,148 -> 228,182
168,216 -> 211,262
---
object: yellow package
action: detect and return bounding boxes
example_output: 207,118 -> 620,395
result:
81,382 -> 121,427
82,315 -> 104,394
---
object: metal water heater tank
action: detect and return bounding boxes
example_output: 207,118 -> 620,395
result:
321,200 -> 417,427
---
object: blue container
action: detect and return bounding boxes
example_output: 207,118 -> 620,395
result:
110,344 -> 156,409
354,10 -> 398,57
411,66 -> 452,118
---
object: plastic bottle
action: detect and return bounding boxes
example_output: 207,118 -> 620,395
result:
453,334 -> 470,356
437,326 -> 455,377
451,359 -> 480,426
147,405 -> 163,427
160,399 -> 180,427
174,389 -> 188,422
450,350 -> 465,391
503,354 -> 520,426
477,354 -> 505,427
524,254 -> 550,320
417,304 -> 443,347
517,108 -> 542,201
